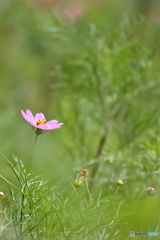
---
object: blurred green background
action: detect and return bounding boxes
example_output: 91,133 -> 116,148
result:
0,0 -> 160,199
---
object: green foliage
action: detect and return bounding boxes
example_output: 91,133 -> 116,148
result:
1,157 -> 160,239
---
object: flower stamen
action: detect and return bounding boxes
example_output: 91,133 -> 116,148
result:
36,120 -> 46,126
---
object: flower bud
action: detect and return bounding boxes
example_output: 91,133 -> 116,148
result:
0,192 -> 4,199
117,180 -> 124,186
74,169 -> 89,187
147,187 -> 156,195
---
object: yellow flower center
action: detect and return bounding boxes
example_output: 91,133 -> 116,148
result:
36,119 -> 46,126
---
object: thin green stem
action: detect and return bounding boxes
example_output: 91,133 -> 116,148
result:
27,134 -> 38,174
85,180 -> 92,203
114,186 -> 120,197
20,134 -> 38,237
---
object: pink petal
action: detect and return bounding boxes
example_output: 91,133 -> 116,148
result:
38,123 -> 63,130
48,124 -> 63,129
21,110 -> 37,127
46,123 -> 63,129
21,110 -> 28,121
46,120 -> 58,125
26,119 -> 38,128
26,109 -> 35,122
39,113 -> 46,120
37,125 -> 49,130
35,113 -> 46,122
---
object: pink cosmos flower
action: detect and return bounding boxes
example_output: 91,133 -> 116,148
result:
21,109 -> 63,133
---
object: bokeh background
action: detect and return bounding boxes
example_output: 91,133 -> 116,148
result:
0,0 -> 160,199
